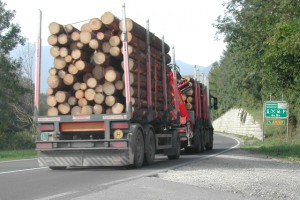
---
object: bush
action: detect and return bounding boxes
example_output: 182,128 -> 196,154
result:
0,131 -> 35,150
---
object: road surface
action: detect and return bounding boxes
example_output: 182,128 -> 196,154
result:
0,133 -> 239,200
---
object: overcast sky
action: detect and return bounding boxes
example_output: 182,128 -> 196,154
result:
4,0 -> 227,67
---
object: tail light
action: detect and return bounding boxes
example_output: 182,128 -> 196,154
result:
39,124 -> 54,131
111,122 -> 129,129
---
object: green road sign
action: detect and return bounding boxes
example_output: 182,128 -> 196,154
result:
264,101 -> 288,118
266,119 -> 285,125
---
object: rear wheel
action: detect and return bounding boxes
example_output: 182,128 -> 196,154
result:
205,129 -> 213,150
168,132 -> 180,160
144,129 -> 155,165
133,129 -> 145,168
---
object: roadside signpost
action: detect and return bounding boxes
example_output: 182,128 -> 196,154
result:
263,101 -> 289,142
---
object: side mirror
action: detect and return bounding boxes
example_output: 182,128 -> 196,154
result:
213,97 -> 218,110
210,96 -> 218,110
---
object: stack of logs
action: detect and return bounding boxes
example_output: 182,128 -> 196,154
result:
178,76 -> 195,110
46,11 -> 172,117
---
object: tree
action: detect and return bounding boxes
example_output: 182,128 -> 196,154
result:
212,0 -> 300,136
0,0 -> 26,133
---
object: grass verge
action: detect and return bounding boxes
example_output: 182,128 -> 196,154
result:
0,149 -> 37,161
230,133 -> 300,162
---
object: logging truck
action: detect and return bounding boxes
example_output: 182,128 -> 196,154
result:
35,6 -> 217,169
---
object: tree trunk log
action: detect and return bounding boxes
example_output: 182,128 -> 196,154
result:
103,81 -> 116,95
55,91 -> 69,103
81,105 -> 93,115
112,103 -> 124,114
58,103 -> 71,114
47,95 -> 57,107
84,88 -> 96,101
93,104 -> 103,114
94,93 -> 105,104
71,106 -> 82,115
101,11 -> 120,32
48,107 -> 59,116
49,22 -> 65,35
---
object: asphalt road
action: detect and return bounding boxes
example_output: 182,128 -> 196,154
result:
0,133 -> 239,200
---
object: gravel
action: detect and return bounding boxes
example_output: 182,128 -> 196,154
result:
157,148 -> 300,200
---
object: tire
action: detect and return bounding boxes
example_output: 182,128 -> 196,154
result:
133,129 -> 145,168
49,166 -> 67,170
168,132 -> 180,160
195,129 -> 204,153
205,130 -> 213,150
144,129 -> 156,165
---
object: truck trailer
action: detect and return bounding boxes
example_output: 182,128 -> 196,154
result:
35,6 -> 217,169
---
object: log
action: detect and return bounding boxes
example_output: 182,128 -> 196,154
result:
65,24 -> 79,34
78,98 -> 88,107
48,34 -> 58,46
75,60 -> 92,72
58,103 -> 71,115
59,47 -> 70,58
112,103 -> 124,114
109,35 -> 121,47
94,93 -> 105,104
71,49 -> 88,60
80,31 -> 96,45
86,77 -> 97,88
109,46 -> 122,58
105,95 -> 117,107
80,83 -> 87,90
48,35 -> 58,46
48,107 -> 59,116
93,104 -> 103,114
101,11 -> 120,32
104,67 -> 120,82
186,89 -> 194,96
58,70 -> 66,79
55,91 -> 69,103
81,23 -> 92,32
97,30 -> 112,41
123,86 -> 147,98
186,96 -> 193,103
114,80 -> 124,90
71,106 -> 81,115
89,18 -> 105,32
73,82 -> 81,91
92,51 -> 106,65
50,46 -> 60,57
103,81 -> 116,95
47,75 -> 62,89
63,74 -> 77,85
101,42 -> 112,53
58,34 -> 71,46
95,84 -> 103,93
89,39 -> 100,50
47,95 -> 57,107
49,22 -> 65,35
92,65 -> 105,80
46,88 -> 55,96
75,90 -> 84,99
71,31 -> 80,42
84,88 -> 96,101
185,102 -> 193,110
68,96 -> 77,106
81,105 -> 94,115
68,64 -> 78,75
54,57 -> 66,70
64,55 -> 73,63
49,68 -> 57,76
119,18 -> 170,53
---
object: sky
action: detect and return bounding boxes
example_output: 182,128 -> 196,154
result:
4,0 -> 227,67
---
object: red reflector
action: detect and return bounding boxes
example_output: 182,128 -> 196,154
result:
36,143 -> 52,149
111,122 -> 129,129
110,141 -> 127,148
39,124 -> 54,131
178,129 -> 186,133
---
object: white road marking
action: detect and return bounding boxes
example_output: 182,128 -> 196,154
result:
0,158 -> 37,163
0,167 -> 47,175
35,191 -> 78,200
